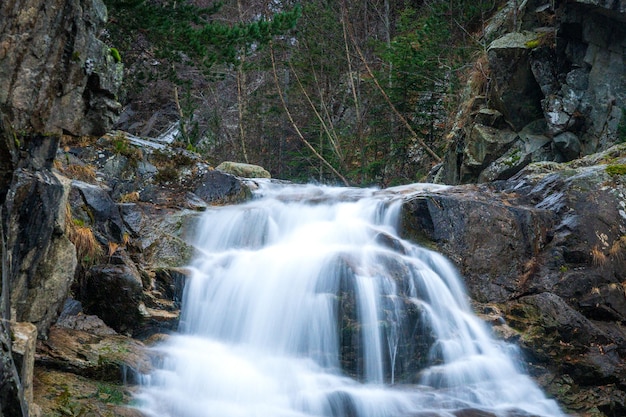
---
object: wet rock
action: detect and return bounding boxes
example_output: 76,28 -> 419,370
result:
34,369 -> 144,417
553,132 -> 581,161
135,268 -> 188,338
194,169 -> 252,204
403,144 -> 626,415
401,186 -> 554,303
81,256 -> 144,335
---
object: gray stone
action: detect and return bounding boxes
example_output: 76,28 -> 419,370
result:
565,68 -> 590,91
71,180 -> 125,242
0,321 -> 27,417
464,124 -> 518,168
194,170 -> 252,204
487,32 -> 545,130
553,132 -> 582,160
11,322 -> 36,416
82,257 -> 144,335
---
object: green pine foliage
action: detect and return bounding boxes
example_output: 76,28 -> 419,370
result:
104,0 -> 300,75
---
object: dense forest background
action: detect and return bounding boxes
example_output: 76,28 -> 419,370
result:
103,0 -> 499,185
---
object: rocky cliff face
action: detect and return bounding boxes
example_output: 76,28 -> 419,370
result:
404,144 -> 626,415
436,0 -> 626,184
0,0 -> 122,136
0,0 -> 122,414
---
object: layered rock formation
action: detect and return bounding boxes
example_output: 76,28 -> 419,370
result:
404,144 -> 626,415
436,0 -> 626,185
0,0 -> 122,414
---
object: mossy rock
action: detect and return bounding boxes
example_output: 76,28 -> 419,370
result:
34,369 -> 142,417
216,161 -> 271,179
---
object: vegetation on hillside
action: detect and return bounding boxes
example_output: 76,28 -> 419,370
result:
104,0 -> 499,186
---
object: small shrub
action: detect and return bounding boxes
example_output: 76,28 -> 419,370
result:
606,164 -> 626,176
95,384 -> 124,405
155,166 -> 179,183
111,133 -> 142,163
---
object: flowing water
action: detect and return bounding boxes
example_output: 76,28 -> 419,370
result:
137,182 -> 563,417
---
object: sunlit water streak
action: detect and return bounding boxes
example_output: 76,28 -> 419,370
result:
136,181 -> 563,417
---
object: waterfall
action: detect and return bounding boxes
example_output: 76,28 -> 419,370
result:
136,181 -> 563,417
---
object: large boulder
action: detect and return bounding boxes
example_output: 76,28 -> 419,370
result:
80,253 -> 144,335
3,141 -> 77,336
402,144 -> 626,415
487,31 -> 544,131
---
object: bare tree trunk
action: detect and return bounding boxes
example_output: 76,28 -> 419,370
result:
236,67 -> 250,163
270,44 -> 350,186
340,1 -> 365,182
236,0 -> 250,163
345,19 -> 442,164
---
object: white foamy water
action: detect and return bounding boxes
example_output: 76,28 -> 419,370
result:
136,181 -> 563,417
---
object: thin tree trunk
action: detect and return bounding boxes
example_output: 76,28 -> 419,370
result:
236,67 -> 250,163
340,1 -> 365,182
236,0 -> 249,163
345,20 -> 442,163
270,44 -> 350,186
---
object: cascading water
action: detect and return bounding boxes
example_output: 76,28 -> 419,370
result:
137,181 -> 563,417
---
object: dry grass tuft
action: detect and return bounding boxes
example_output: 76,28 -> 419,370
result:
518,257 -> 540,289
69,225 -> 103,266
60,134 -> 97,148
66,204 -> 102,266
609,236 -> 626,261
108,241 -> 120,259
122,232 -> 131,246
467,52 -> 490,97
119,191 -> 140,203
591,245 -> 607,266
63,164 -> 97,182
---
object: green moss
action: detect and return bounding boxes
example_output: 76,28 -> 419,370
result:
71,51 -> 81,62
95,384 -> 124,405
606,164 -> 626,176
109,47 -> 122,63
524,39 -> 541,49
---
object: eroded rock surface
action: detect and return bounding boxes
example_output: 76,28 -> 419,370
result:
403,144 -> 626,415
437,0 -> 626,185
